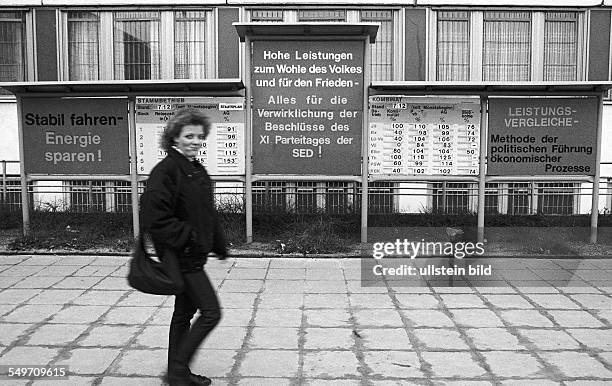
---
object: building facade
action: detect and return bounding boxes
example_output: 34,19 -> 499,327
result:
1,0 -> 611,215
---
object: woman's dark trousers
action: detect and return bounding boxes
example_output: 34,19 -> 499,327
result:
167,269 -> 221,381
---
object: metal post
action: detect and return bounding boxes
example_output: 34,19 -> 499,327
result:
441,180 -> 447,214
361,35 -> 371,243
16,96 -> 30,236
128,97 -> 140,239
2,160 -> 6,203
590,94 -> 604,243
244,35 -> 253,243
477,96 -> 487,243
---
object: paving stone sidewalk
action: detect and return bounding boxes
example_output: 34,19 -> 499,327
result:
0,255 -> 611,385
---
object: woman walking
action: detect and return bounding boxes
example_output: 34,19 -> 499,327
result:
140,108 -> 227,386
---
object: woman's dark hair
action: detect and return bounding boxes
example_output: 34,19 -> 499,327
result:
161,108 -> 211,151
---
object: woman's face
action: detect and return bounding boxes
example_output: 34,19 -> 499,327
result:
174,124 -> 205,160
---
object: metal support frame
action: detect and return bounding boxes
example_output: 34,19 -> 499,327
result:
590,93 -> 604,243
245,35 -> 254,244
128,97 -> 140,239
477,96 -> 488,243
361,35 -> 371,243
16,96 -> 30,236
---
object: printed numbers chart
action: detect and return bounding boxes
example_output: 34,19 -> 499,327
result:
368,96 -> 480,176
135,97 -> 245,175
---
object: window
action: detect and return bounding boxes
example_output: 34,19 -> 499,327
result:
295,181 -> 316,214
434,10 -> 584,81
252,181 -> 286,213
485,183 -> 499,214
67,12 -> 99,80
326,182 -> 350,215
113,11 -> 160,80
297,10 -> 346,22
369,182 -> 395,214
250,9 -> 284,22
69,181 -> 106,212
507,183 -> 531,214
361,10 -> 393,81
437,11 -> 470,81
482,11 -> 531,81
432,182 -> 470,214
65,10 -> 213,80
249,8 -> 396,81
544,12 -> 578,81
175,11 -> 207,79
0,11 -> 26,82
537,182 -> 576,215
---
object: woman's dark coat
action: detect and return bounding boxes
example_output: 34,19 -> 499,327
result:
140,147 -> 227,270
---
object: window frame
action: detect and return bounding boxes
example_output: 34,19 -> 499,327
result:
0,9 -> 33,85
429,8 -> 586,82
60,8 -> 216,81
246,7 -> 402,81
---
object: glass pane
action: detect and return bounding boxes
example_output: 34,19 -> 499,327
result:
437,11 -> 470,81
483,11 -> 531,81
297,10 -> 346,22
544,12 -> 578,81
361,10 -> 393,81
113,11 -> 160,80
68,12 -> 99,80
175,11 -> 207,79
0,11 -> 25,82
250,9 -> 284,22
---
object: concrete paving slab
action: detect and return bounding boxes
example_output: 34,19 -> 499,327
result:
499,310 -> 555,327
566,329 -> 612,350
2,304 -> 63,323
363,350 -> 423,378
201,326 -> 247,350
55,348 -> 121,374
253,308 -> 301,327
303,328 -> 353,350
394,294 -> 440,309
249,327 -> 299,349
359,328 -> 412,350
0,323 -> 33,345
353,309 -> 404,327
482,351 -> 544,378
0,346 -> 59,365
449,309 -> 504,327
421,351 -> 487,378
102,306 -> 156,325
402,309 -> 455,327
25,323 -> 88,345
518,329 -> 581,350
238,350 -> 299,377
78,325 -> 140,347
547,310 -> 606,328
220,308 -> 255,327
413,328 -> 469,350
481,294 -> 534,309
28,289 -> 84,304
51,276 -> 104,289
302,351 -> 360,378
303,309 -> 351,327
11,276 -> 63,289
0,289 -> 41,304
464,328 -> 524,350
112,349 -> 167,377
49,305 -> 109,324
540,351 -> 612,378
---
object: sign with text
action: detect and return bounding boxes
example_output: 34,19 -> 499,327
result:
135,97 -> 245,175
488,98 -> 598,175
369,96 -> 480,176
22,98 -> 129,174
251,40 -> 364,175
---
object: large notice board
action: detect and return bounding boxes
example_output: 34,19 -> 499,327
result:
251,40 -> 365,175
368,96 -> 480,176
135,97 -> 245,175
